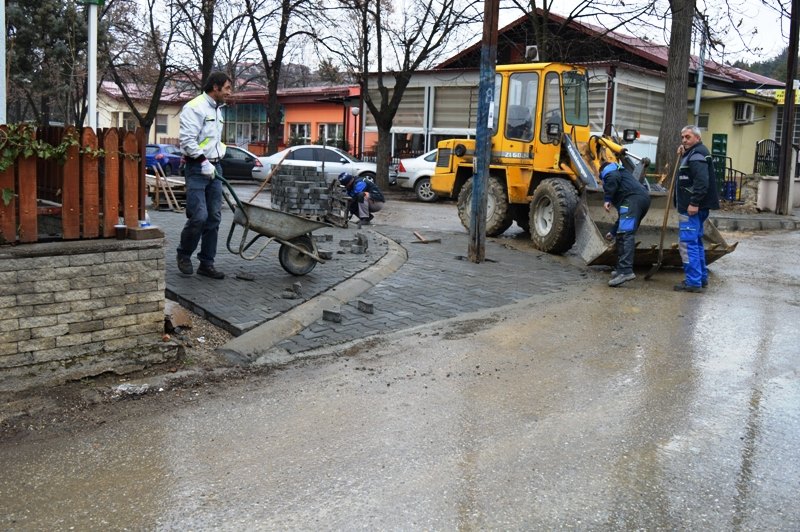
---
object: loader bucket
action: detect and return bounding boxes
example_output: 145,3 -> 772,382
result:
573,189 -> 738,268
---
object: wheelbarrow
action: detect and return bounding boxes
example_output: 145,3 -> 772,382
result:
219,175 -> 331,276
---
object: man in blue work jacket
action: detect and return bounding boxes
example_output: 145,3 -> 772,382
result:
674,125 -> 720,293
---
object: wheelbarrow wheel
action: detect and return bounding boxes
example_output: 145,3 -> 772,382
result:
279,235 -> 318,276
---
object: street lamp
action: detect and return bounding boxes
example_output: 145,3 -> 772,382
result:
351,106 -> 360,158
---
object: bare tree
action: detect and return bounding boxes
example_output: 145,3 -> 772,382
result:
172,0 -> 254,86
317,0 -> 482,186
507,0 -> 661,62
102,0 -> 181,138
207,1 -> 260,88
243,0 -> 316,154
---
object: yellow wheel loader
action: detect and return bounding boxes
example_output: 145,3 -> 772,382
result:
430,62 -> 736,267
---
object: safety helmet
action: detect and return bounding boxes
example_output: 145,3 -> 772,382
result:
338,172 -> 355,186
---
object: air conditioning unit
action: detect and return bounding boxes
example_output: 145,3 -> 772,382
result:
525,46 -> 539,62
734,102 -> 755,124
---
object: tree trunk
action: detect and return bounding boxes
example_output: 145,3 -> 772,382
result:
375,126 -> 393,188
656,0 -> 695,179
201,0 -> 216,83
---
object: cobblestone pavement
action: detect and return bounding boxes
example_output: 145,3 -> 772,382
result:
152,190 -> 800,364
264,224 -> 591,357
149,207 -> 390,336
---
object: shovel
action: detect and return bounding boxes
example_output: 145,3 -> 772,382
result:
644,156 -> 680,280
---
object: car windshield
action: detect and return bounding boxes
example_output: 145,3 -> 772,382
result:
145,146 -> 159,155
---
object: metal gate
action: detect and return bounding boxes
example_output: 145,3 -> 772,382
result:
754,139 -> 780,176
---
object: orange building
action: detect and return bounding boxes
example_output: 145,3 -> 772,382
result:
225,85 -> 375,157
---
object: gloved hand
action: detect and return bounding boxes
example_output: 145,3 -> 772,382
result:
200,159 -> 215,177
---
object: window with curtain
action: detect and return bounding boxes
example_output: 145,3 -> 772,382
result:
433,86 -> 479,129
317,123 -> 343,144
365,87 -> 425,128
289,123 -> 311,144
614,84 -> 664,138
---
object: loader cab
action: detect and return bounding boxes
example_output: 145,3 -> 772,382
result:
496,64 -> 591,165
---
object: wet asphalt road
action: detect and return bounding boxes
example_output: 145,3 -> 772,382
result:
1,195 -> 799,530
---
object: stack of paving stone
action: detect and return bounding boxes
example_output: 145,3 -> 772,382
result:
271,166 -> 351,226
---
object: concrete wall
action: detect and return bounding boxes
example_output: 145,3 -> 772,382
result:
698,98 -> 775,175
757,176 -> 800,210
0,238 -> 176,393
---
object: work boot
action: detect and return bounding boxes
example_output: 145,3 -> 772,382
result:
673,281 -> 703,293
608,272 -> 635,287
359,217 -> 371,226
197,264 -> 225,279
177,256 -> 193,275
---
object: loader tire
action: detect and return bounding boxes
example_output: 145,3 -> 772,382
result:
529,178 -> 578,254
457,176 -> 512,237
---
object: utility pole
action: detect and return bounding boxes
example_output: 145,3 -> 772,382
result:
84,0 -> 104,129
468,0 -> 500,262
777,0 -> 800,215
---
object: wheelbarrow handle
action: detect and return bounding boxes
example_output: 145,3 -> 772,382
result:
216,173 -> 249,225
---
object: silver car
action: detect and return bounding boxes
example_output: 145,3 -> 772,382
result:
261,145 -> 377,183
396,149 -> 438,202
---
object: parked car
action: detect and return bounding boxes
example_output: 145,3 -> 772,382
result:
220,145 -> 268,181
396,149 -> 438,202
145,144 -> 182,176
261,145 -> 377,183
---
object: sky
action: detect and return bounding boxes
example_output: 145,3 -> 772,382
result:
504,0 -> 791,65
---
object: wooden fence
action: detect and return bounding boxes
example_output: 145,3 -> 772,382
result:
0,125 -> 146,244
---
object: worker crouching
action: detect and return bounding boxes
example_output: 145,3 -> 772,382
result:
338,172 -> 386,226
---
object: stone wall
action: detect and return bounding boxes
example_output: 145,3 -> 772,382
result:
0,238 -> 176,392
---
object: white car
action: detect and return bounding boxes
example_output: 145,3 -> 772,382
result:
396,149 -> 438,202
261,145 -> 377,184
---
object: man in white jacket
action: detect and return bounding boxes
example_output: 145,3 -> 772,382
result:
176,71 -> 232,279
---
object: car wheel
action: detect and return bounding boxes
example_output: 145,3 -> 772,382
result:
162,163 -> 173,177
414,177 -> 438,202
361,172 -> 376,183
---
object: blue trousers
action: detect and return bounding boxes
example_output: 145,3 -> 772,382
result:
678,210 -> 709,287
177,161 -> 223,267
614,195 -> 650,275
